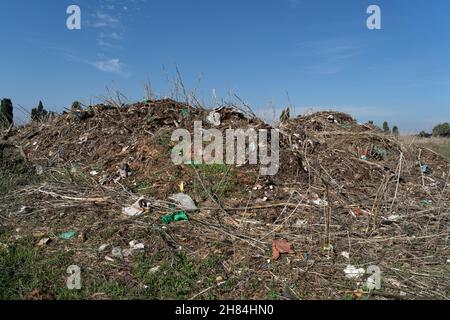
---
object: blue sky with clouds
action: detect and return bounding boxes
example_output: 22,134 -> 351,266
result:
1,0 -> 449,132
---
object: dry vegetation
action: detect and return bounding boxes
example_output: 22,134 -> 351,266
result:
1,99 -> 449,300
401,136 -> 450,162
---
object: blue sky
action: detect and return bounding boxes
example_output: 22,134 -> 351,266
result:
1,0 -> 449,132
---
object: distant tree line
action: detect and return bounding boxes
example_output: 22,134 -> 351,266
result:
367,120 -> 399,136
419,123 -> 450,138
0,98 -> 58,127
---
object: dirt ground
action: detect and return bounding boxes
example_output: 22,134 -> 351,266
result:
1,100 -> 449,300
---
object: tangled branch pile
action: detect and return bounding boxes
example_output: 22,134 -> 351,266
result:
1,99 -> 449,299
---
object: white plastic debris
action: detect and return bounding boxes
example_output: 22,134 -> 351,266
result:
129,240 -> 145,250
341,251 -> 350,260
311,198 -> 328,206
256,197 -> 268,203
122,197 -> 148,217
295,219 -> 308,227
122,206 -> 143,217
169,193 -> 197,210
386,215 -> 401,222
344,265 -> 365,279
90,170 -> 99,176
206,111 -> 221,126
98,244 -> 108,252
149,266 -> 160,274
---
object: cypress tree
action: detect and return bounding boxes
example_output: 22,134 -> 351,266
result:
0,98 -> 13,127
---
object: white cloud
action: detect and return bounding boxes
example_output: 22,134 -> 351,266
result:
281,37 -> 364,75
63,51 -> 129,77
92,58 -> 129,76
91,12 -> 119,28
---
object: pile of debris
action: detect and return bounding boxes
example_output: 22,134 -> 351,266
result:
1,100 -> 450,300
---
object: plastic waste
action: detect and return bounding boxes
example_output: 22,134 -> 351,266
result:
129,240 -> 145,250
162,211 -> 188,224
421,164 -> 430,174
59,231 -> 76,240
169,193 -> 197,210
122,197 -> 150,217
98,244 -> 108,252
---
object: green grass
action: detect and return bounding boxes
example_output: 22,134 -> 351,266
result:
402,136 -> 450,162
192,163 -> 236,200
425,141 -> 450,161
0,230 -> 75,300
132,251 -> 223,299
0,155 -> 41,196
0,227 -> 229,300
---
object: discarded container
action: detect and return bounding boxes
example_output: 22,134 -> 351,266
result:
59,231 -> 76,240
162,211 -> 188,224
122,197 -> 149,217
122,206 -> 143,217
169,193 -> 197,210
